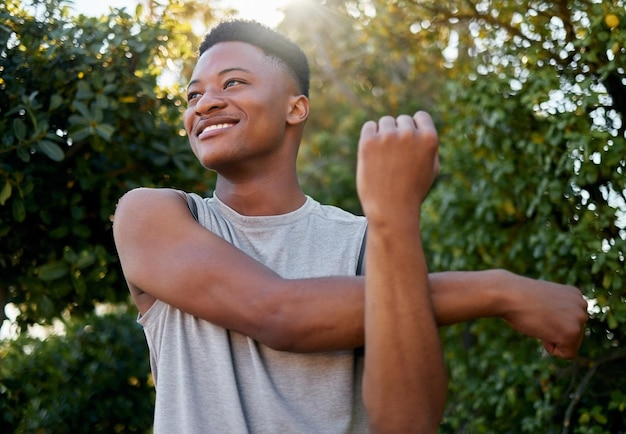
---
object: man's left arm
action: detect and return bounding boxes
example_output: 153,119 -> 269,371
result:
358,112 -> 445,432
428,270 -> 587,359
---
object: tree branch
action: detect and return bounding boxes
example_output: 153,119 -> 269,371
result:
562,347 -> 626,433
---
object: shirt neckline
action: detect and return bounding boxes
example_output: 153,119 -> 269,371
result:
211,193 -> 315,227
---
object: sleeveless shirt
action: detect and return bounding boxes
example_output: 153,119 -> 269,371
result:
138,193 -> 368,433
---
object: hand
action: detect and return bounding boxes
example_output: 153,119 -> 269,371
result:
356,111 -> 439,223
502,273 -> 588,359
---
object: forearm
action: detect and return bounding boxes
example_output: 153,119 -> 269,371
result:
282,270 -> 510,352
362,221 -> 446,433
430,269 -> 512,325
264,275 -> 365,352
261,268 -> 585,360
117,189 -> 585,356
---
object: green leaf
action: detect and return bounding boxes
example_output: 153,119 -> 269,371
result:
72,224 -> 91,238
68,114 -> 87,126
24,90 -> 40,106
38,262 -> 69,281
75,81 -> 93,100
13,118 -> 27,141
0,181 -> 12,206
75,251 -> 97,269
12,198 -> 25,222
38,140 -> 65,161
95,123 -> 115,141
103,84 -> 118,93
579,411 -> 590,425
72,100 -> 91,119
49,225 -> 69,239
45,131 -> 65,143
49,94 -> 64,111
93,106 -> 104,123
39,209 -> 52,225
64,246 -> 78,263
16,146 -> 31,162
95,94 -> 109,109
70,126 -> 93,142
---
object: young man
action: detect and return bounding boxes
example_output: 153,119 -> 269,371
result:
113,20 -> 587,433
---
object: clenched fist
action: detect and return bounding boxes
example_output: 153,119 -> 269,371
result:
356,111 -> 439,225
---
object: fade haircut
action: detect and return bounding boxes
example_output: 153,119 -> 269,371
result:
198,20 -> 310,97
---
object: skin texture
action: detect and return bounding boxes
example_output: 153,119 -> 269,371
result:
183,42 -> 309,216
115,187 -> 587,355
358,112 -> 445,432
113,39 -> 588,432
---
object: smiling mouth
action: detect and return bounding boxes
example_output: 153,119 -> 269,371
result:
200,123 -> 236,136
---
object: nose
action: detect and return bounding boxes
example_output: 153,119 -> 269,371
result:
194,88 -> 226,115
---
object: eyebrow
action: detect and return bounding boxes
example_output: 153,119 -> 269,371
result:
187,67 -> 253,90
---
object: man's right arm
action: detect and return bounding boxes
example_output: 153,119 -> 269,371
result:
113,187 -> 587,356
113,187 -> 366,352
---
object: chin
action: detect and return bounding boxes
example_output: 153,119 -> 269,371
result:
196,154 -> 231,173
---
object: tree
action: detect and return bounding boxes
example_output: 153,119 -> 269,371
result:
284,0 -> 625,432
0,0 -> 214,330
0,309 -> 154,433
3,0 -> 624,431
350,0 -> 625,432
1,0 -> 216,429
280,0 -> 447,213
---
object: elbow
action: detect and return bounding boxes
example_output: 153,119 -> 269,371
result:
245,283 -> 301,352
263,333 -> 297,353
254,314 -> 299,352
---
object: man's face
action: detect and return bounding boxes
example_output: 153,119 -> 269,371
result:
183,41 -> 296,174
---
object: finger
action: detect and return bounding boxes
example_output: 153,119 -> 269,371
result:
413,111 -> 439,157
543,341 -> 556,356
360,120 -> 378,140
413,111 -> 436,132
395,114 -> 416,131
544,339 -> 579,359
552,346 -> 575,360
377,115 -> 397,133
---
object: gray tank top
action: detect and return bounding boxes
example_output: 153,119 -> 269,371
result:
139,193 -> 368,433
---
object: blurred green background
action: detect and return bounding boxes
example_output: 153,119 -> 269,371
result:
1,0 -> 624,432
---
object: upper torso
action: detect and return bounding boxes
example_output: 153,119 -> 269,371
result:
139,192 -> 368,433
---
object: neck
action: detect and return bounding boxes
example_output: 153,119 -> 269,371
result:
212,127 -> 307,216
215,169 -> 306,216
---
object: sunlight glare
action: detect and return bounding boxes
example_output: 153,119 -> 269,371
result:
68,0 -> 294,28
223,0 -> 293,28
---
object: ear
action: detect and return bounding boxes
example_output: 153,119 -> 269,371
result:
286,95 -> 309,126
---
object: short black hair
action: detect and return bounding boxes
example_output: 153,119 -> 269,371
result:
198,20 -> 310,97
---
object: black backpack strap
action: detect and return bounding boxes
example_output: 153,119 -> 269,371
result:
356,228 -> 367,275
184,192 -> 199,221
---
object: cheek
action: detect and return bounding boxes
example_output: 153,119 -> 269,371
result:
183,109 -> 194,135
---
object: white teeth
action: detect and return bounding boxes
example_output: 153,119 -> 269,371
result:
201,123 -> 233,134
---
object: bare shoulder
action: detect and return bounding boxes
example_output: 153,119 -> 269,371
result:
115,187 -> 187,219
113,188 -> 194,314
113,188 -> 189,315
113,186 -> 199,265
113,187 -> 195,240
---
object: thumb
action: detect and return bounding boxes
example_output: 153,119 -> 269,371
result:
543,341 -> 556,355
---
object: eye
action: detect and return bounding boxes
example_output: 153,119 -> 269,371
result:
187,91 -> 201,102
224,79 -> 243,89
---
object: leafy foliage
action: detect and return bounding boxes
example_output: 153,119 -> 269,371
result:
0,0 -> 214,329
281,0 -> 447,214
287,0 -> 625,432
0,310 -> 154,433
421,1 -> 625,432
2,0 -> 625,432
